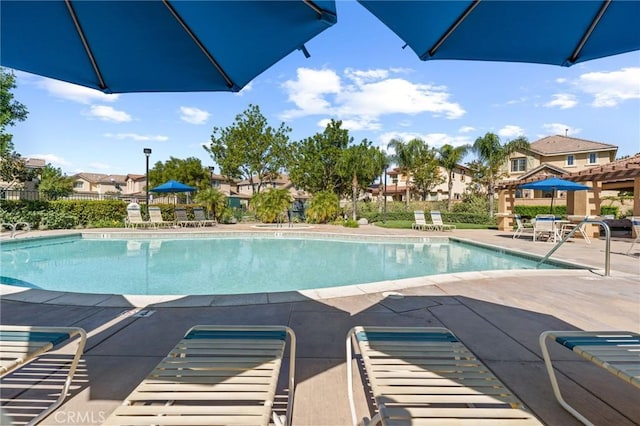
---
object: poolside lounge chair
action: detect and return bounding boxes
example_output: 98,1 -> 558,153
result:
539,330 -> 640,425
512,214 -> 534,239
148,206 -> 174,228
103,325 -> 296,426
411,210 -> 430,231
125,203 -> 153,228
347,326 -> 542,426
627,216 -> 640,254
533,214 -> 560,243
0,325 -> 87,425
193,206 -> 217,227
174,206 -> 201,227
429,210 -> 455,231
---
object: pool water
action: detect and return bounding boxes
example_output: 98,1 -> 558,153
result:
1,236 -> 560,295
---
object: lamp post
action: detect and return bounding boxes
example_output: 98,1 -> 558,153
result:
383,164 -> 388,224
208,166 -> 215,188
143,148 -> 152,216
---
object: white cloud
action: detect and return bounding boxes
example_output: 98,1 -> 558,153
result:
498,125 -> 526,138
180,106 -> 210,124
104,133 -> 169,141
86,105 -> 131,122
542,123 -> 581,136
378,131 -> 470,150
544,93 -> 577,109
38,78 -> 118,104
458,126 -> 475,133
88,162 -> 111,171
555,78 -> 568,84
237,81 -> 253,95
577,67 -> 640,107
280,67 -> 465,127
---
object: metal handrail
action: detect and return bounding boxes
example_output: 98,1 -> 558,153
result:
537,219 -> 611,276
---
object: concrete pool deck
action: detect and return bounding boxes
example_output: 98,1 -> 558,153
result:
1,224 -> 639,425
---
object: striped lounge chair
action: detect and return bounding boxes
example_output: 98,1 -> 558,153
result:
347,326 -> 542,425
0,325 -> 87,425
104,325 -> 296,426
540,330 -> 640,425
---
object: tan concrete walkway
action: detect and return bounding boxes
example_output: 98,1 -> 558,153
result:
1,224 -> 638,425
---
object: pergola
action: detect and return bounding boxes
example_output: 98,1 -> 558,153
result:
496,154 -> 640,234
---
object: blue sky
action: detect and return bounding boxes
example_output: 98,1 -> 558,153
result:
7,2 -> 640,176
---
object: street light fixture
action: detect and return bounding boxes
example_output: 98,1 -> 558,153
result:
208,166 -> 215,188
143,148 -> 152,216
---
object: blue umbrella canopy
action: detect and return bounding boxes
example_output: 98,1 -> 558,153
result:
0,0 -> 337,93
520,177 -> 590,214
358,0 -> 639,67
150,180 -> 196,193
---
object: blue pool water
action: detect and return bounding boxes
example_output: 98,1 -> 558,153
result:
0,236 -> 563,295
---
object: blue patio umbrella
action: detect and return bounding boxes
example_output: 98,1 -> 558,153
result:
519,177 -> 590,214
0,1 -> 337,93
150,180 -> 196,204
358,0 -> 639,67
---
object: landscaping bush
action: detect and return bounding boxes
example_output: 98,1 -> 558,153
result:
514,205 -> 566,218
306,191 -> 340,224
600,205 -> 619,218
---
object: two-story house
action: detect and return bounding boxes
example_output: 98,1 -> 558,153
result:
380,164 -> 472,202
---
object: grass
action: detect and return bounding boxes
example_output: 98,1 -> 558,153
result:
375,220 -> 495,230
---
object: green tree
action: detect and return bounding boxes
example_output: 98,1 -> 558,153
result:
38,164 -> 74,200
194,187 -> 227,221
472,132 -> 530,216
0,68 -> 30,188
148,157 -> 210,201
413,148 -> 445,201
206,104 -> 290,194
251,188 -> 292,223
337,140 -> 386,220
438,144 -> 469,210
288,119 -> 351,195
306,191 -> 340,224
387,138 -> 429,209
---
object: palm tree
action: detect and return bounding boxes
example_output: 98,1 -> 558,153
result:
437,144 -> 469,211
472,132 -> 529,216
387,138 -> 426,209
194,187 -> 227,222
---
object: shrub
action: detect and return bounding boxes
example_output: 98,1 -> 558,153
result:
251,189 -> 292,223
39,210 -> 77,229
343,218 -> 359,228
306,191 -> 340,223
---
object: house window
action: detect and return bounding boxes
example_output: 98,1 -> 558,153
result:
74,181 -> 84,189
588,153 -> 598,164
566,155 -> 575,166
511,158 -> 526,172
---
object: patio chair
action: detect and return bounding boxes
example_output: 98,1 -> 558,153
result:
0,325 -> 87,425
125,203 -> 153,228
411,210 -> 431,231
429,210 -> 456,231
539,330 -> 640,425
148,206 -> 174,228
346,326 -> 542,426
512,214 -> 534,239
533,214 -> 560,243
626,216 -> 640,254
103,325 -> 296,426
173,206 -> 201,227
193,206 -> 217,227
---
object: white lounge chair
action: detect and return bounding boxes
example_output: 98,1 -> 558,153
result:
540,330 -> 640,425
148,206 -> 174,228
429,210 -> 455,231
513,214 -> 534,239
533,214 -> 559,243
347,326 -> 542,425
0,325 -> 87,425
125,203 -> 154,228
103,325 -> 296,426
411,210 -> 430,230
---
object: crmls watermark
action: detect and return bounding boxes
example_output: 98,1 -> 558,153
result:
53,410 -> 106,425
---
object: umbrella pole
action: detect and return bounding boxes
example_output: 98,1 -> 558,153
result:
550,189 -> 555,215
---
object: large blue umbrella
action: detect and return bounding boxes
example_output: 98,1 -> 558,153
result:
0,1 -> 337,93
520,177 -> 590,214
358,1 -> 639,67
150,180 -> 196,193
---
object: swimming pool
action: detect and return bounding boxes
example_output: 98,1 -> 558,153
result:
1,234 -> 572,296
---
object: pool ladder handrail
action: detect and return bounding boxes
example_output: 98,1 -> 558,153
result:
537,218 -> 611,276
